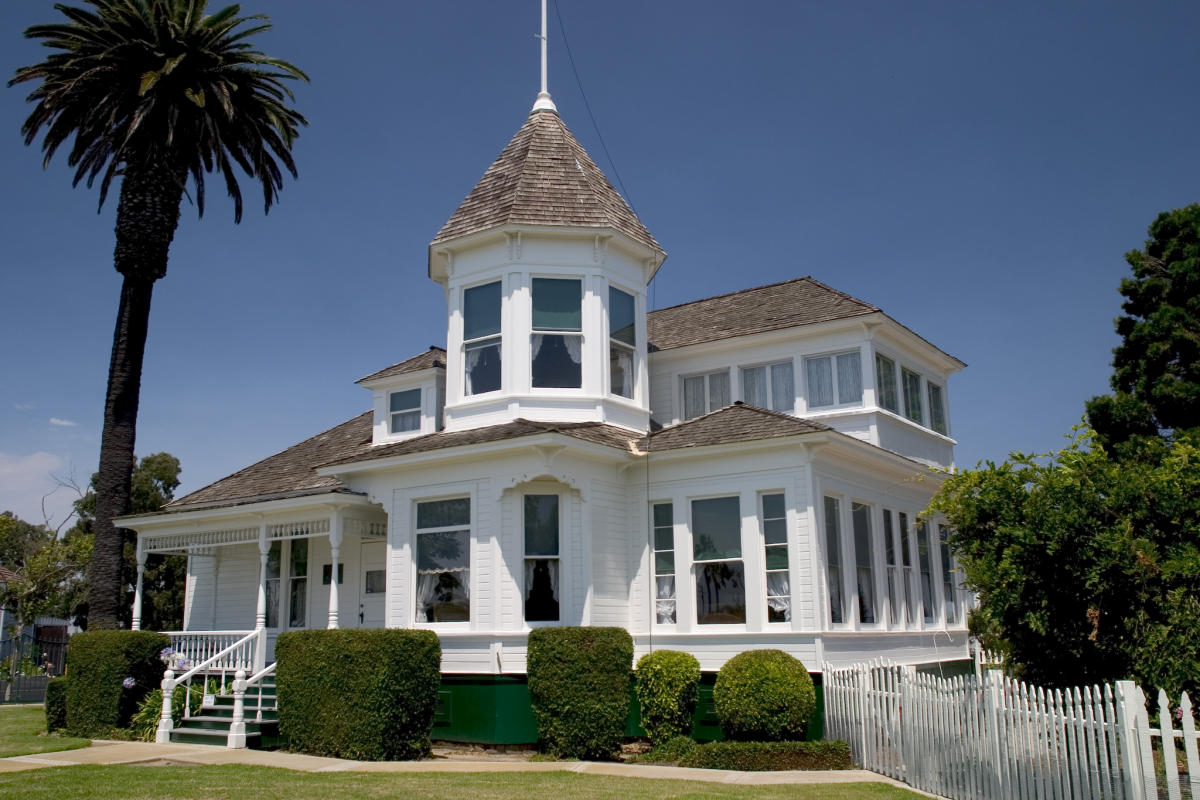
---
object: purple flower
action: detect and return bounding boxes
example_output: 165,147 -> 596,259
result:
174,658 -> 189,670
1176,707 -> 1185,721
122,677 -> 136,689
159,647 -> 175,661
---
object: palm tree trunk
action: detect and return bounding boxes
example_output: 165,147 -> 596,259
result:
88,162 -> 183,629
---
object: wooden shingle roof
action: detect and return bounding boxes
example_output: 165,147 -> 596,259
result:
645,403 -> 829,451
357,347 -> 445,384
432,109 -> 663,255
646,276 -> 878,351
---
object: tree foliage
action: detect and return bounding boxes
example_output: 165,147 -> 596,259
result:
1086,204 -> 1200,451
0,512 -> 90,632
928,429 -> 1200,697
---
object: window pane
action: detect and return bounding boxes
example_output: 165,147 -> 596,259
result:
463,281 -> 501,340
837,352 -> 863,404
417,498 -> 471,529
290,538 -> 307,578
708,371 -> 730,410
417,530 -> 469,571
852,502 -> 876,624
524,495 -> 559,556
464,339 -> 501,395
764,518 -> 787,545
267,541 -> 281,580
695,561 -> 745,624
321,563 -> 344,585
390,389 -> 420,413
824,496 -> 844,624
289,577 -> 306,628
762,493 -> 785,520
532,278 -> 581,331
524,558 -> 559,621
364,569 -> 386,594
683,376 -> 705,420
655,575 -> 676,624
765,546 -> 789,570
928,383 -> 947,434
265,578 -> 279,628
531,334 -> 582,388
655,552 -> 675,574
390,410 -> 420,434
875,354 -> 898,412
654,528 -> 673,551
918,521 -> 935,622
416,570 -> 469,622
609,287 -> 635,346
807,357 -> 834,408
766,570 -> 791,622
653,503 -> 673,528
939,525 -> 957,624
741,366 -> 767,407
770,362 -> 794,412
610,343 -> 634,398
903,368 -> 924,424
691,496 -> 741,561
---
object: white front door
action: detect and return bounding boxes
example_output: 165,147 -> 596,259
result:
359,541 -> 386,628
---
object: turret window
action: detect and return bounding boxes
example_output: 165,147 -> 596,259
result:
609,287 -> 636,398
463,281 -> 502,395
531,278 -> 583,388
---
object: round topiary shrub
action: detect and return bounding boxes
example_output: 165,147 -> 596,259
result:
713,649 -> 815,741
635,649 -> 700,745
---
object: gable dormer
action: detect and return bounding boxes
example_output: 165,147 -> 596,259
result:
357,347 -> 446,444
429,108 -> 666,434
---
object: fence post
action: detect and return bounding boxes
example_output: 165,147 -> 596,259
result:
156,669 -> 175,744
858,663 -> 870,768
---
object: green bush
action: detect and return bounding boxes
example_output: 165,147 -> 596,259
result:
679,739 -> 852,771
527,626 -> 633,760
713,649 -> 815,741
635,649 -> 700,745
44,676 -> 68,732
634,734 -> 699,764
129,681 -> 209,742
275,629 -> 441,760
65,630 -> 170,737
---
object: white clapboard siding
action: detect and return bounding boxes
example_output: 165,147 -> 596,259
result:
825,658 -> 1200,800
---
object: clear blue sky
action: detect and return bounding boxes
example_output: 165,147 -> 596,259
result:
2,1 -> 1198,528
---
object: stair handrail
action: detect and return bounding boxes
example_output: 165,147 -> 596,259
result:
156,629 -> 257,744
228,661 -> 277,749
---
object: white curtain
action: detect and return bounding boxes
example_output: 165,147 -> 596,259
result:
766,572 -> 791,621
611,346 -> 633,397
563,334 -> 582,365
837,352 -> 863,404
416,571 -> 439,621
683,376 -> 705,419
770,362 -> 795,412
655,575 -> 676,624
530,334 -> 546,360
524,559 -> 559,601
708,371 -> 730,410
741,366 -> 767,407
416,567 -> 470,622
806,357 -> 834,407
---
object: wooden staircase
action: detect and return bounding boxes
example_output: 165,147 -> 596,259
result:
169,677 -> 283,749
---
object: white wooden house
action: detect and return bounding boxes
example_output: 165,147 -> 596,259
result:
120,84 -> 969,745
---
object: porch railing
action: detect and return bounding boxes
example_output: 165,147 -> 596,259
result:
227,662 -> 277,749
157,629 -> 263,743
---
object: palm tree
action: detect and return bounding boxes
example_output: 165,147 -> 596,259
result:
10,0 -> 308,628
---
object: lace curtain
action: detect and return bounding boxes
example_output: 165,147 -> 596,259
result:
766,571 -> 791,621
416,567 -> 470,622
655,575 -> 676,624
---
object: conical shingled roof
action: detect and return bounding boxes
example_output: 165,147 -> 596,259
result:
432,109 -> 663,255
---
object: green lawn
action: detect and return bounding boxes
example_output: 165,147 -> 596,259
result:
0,705 -> 90,758
0,765 -> 927,800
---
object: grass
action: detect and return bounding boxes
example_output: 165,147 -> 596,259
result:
0,765 -> 928,799
0,705 -> 90,758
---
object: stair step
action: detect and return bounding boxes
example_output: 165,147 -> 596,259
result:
170,728 -> 262,747
201,706 -> 278,721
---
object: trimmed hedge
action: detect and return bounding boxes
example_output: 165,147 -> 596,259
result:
44,676 -> 68,732
635,649 -> 700,745
65,630 -> 170,737
678,739 -> 852,771
713,649 -> 815,742
527,626 -> 633,759
275,629 -> 441,760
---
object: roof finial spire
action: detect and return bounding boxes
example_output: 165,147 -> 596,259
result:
532,0 -> 557,112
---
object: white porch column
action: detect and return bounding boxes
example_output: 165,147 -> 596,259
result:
255,523 -> 269,629
327,510 -> 344,629
131,540 -> 146,631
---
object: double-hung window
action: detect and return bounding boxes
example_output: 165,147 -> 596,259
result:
823,496 -> 845,625
609,287 -> 636,398
415,498 -> 471,622
902,368 -> 924,424
288,538 -> 308,628
741,361 -> 795,412
265,542 -> 281,628
682,370 -> 730,420
917,520 -> 936,624
389,389 -> 421,434
927,383 -> 947,434
652,503 -> 675,624
883,509 -> 902,626
938,524 -> 958,624
806,351 -> 863,409
692,496 -> 745,624
463,281 -> 502,395
532,278 -> 582,388
851,502 -> 877,625
524,495 -> 561,621
899,512 -> 917,625
875,354 -> 899,413
761,493 -> 790,622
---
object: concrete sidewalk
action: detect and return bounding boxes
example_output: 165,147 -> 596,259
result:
0,739 -> 919,789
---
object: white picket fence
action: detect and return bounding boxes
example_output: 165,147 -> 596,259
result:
824,659 -> 1199,800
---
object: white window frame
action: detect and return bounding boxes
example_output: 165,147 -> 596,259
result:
388,388 -> 422,434
927,381 -> 948,435
651,501 -> 676,626
689,493 -> 746,627
681,368 -> 731,420
874,352 -> 900,414
901,367 -> 925,426
805,350 -> 864,410
462,279 -> 503,397
739,360 -> 795,413
522,492 -> 564,625
412,496 -> 472,627
849,500 -> 880,627
530,276 -> 584,391
898,511 -> 919,626
760,492 -> 790,624
822,494 -> 849,628
608,285 -> 637,400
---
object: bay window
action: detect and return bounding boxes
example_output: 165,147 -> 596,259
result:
806,351 -> 863,409
652,503 -> 676,624
902,367 -> 924,424
531,278 -> 582,388
609,287 -> 636,398
928,382 -> 947,434
389,389 -> 421,434
682,370 -> 730,420
463,281 -> 502,395
851,502 -> 877,624
875,353 -> 899,413
415,498 -> 471,622
823,496 -> 845,625
761,493 -> 790,622
741,361 -> 795,412
692,496 -> 745,624
524,494 -> 560,621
